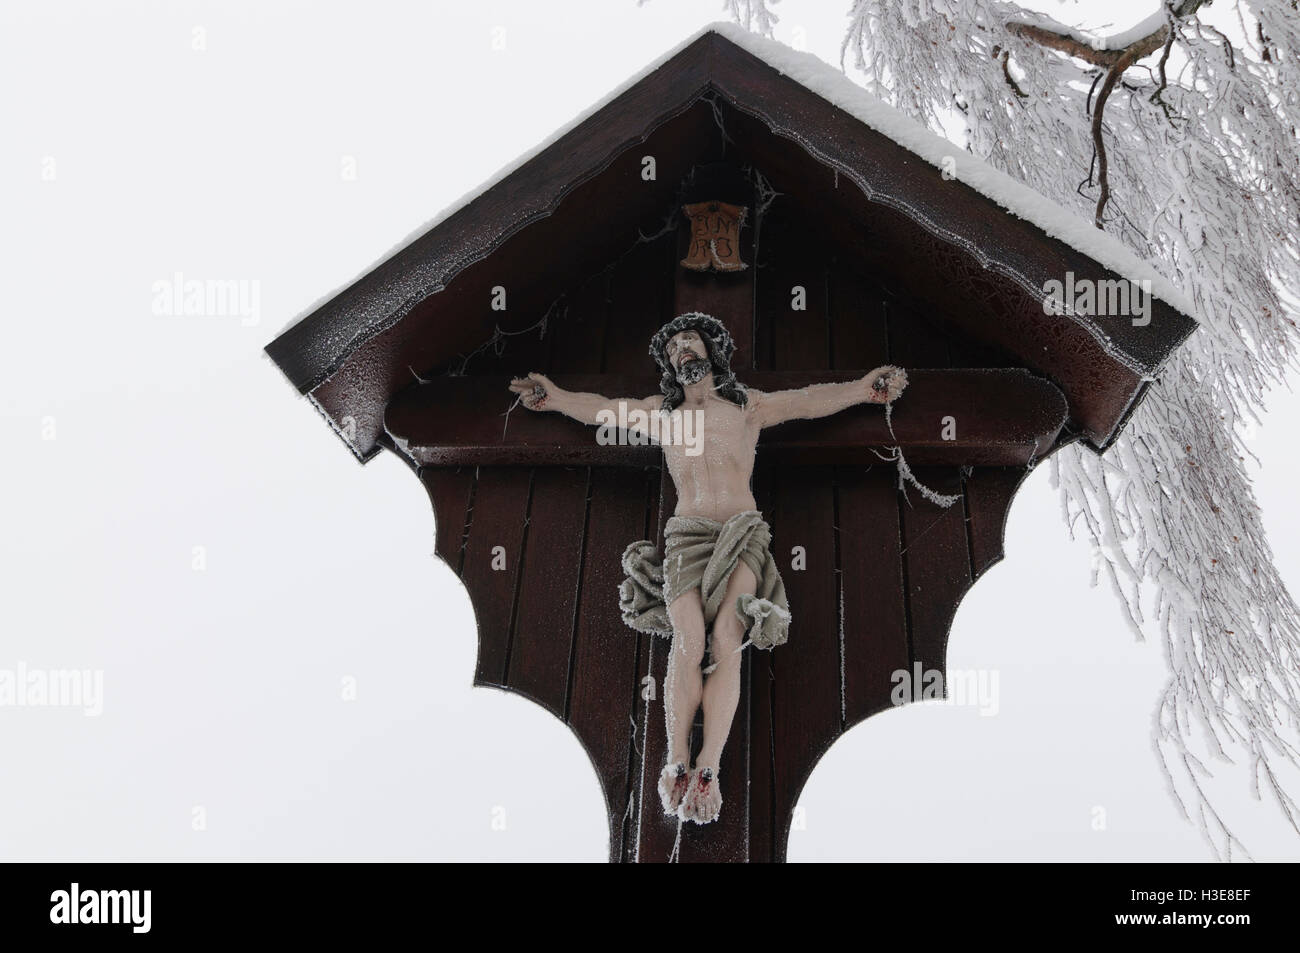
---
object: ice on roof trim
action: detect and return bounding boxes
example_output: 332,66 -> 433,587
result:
707,22 -> 1194,319
275,20 -> 1196,347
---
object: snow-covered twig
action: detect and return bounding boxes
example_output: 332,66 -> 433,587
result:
809,0 -> 1300,859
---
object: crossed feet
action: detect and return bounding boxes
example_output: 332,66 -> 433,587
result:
658,761 -> 723,825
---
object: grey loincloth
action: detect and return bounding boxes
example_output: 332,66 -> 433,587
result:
618,509 -> 790,652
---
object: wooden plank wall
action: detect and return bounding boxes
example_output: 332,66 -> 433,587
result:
420,234 -> 673,861
417,192 -> 1026,862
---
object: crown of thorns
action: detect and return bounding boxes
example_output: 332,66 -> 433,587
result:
648,312 -> 736,375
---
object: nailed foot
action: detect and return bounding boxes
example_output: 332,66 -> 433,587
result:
658,762 -> 690,816
681,766 -> 722,825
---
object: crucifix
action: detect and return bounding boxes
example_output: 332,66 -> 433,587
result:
269,29 -> 1197,861
380,164 -> 1072,861
509,307 -> 906,824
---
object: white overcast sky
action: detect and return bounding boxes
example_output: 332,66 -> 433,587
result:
2,0 -> 1297,861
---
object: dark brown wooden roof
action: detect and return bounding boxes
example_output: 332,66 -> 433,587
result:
265,26 -> 1196,457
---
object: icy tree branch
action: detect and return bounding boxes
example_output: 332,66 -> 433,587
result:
742,0 -> 1300,859
1008,1 -> 1213,226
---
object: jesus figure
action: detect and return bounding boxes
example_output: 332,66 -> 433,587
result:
509,312 -> 906,826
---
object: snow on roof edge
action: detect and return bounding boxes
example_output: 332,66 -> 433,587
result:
273,20 -> 1195,349
710,23 -> 1195,319
270,22 -> 726,346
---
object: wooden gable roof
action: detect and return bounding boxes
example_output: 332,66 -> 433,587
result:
262,25 -> 1203,861
266,23 -> 1196,458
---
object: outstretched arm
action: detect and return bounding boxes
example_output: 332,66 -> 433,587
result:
508,372 -> 662,430
750,366 -> 907,429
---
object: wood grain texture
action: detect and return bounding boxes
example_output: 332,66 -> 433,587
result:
566,467 -> 656,861
747,466 -> 777,862
964,467 -> 1031,577
420,467 -> 475,573
386,369 -> 1067,468
458,467 -> 533,686
898,466 -> 972,677
837,464 -> 909,725
769,467 -> 841,860
504,465 -> 591,716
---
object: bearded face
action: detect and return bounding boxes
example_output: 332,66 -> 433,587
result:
650,313 -> 747,414
667,329 -> 712,386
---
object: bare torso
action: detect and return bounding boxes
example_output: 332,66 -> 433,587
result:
508,358 -> 904,525
661,393 -> 759,521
